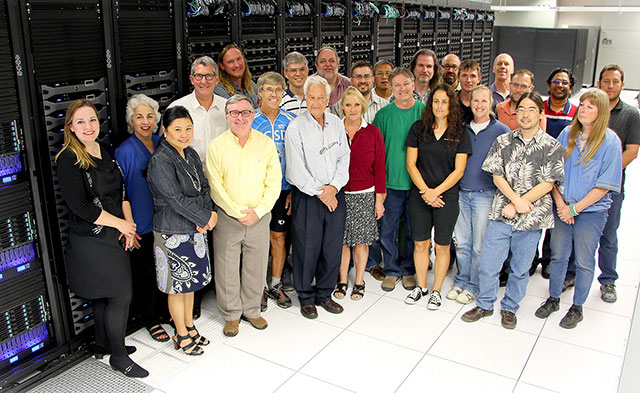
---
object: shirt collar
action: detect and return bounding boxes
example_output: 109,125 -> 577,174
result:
514,128 -> 545,143
227,128 -> 255,145
187,91 -> 225,111
545,98 -> 573,115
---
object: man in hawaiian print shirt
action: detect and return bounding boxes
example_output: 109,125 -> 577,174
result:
461,92 -> 564,330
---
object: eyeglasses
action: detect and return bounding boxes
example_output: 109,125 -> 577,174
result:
375,71 -> 391,77
262,87 -> 284,95
551,80 -> 570,86
443,64 -> 459,70
510,82 -> 531,90
352,74 -> 373,80
286,66 -> 307,74
516,107 -> 539,115
227,110 -> 253,118
193,73 -> 216,81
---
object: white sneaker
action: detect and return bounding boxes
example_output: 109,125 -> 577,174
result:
456,289 -> 475,304
446,286 -> 463,300
405,287 -> 427,305
427,290 -> 442,310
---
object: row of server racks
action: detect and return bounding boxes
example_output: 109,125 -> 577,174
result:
0,0 -> 494,390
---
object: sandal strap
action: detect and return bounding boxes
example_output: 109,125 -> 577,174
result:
186,325 -> 208,345
176,334 -> 201,354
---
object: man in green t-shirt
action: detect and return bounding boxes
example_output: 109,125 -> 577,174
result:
371,67 -> 426,292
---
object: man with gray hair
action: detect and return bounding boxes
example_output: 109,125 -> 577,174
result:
281,51 -> 309,115
206,94 -> 282,337
285,76 -> 350,319
314,45 -> 351,107
169,56 -> 227,169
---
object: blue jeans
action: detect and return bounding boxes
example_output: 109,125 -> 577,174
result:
549,210 -> 608,305
379,189 -> 415,277
597,191 -> 624,285
477,220 -> 541,313
366,222 -> 382,270
453,190 -> 494,295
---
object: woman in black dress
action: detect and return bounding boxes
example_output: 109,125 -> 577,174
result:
55,99 -> 148,378
147,106 -> 217,356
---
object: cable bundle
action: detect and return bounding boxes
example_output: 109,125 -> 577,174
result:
476,12 -> 485,21
405,8 -> 422,19
286,0 -> 313,16
453,8 -> 471,21
321,2 -> 346,17
487,13 -> 494,22
379,3 -> 400,18
187,0 -> 234,17
438,9 -> 450,20
352,1 -> 378,19
423,9 -> 436,20
241,0 -> 277,16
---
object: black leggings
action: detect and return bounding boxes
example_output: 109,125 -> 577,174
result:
93,293 -> 132,358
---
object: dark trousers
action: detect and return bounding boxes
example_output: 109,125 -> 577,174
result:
291,188 -> 346,305
129,232 -> 168,327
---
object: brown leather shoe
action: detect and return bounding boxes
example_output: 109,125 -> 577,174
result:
315,299 -> 344,314
461,306 -> 494,322
500,310 -> 517,329
368,265 -> 385,281
241,315 -> 268,330
301,304 -> 318,319
223,320 -> 239,337
402,275 -> 417,290
381,276 -> 399,292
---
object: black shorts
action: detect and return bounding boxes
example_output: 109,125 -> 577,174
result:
408,188 -> 459,245
270,190 -> 292,232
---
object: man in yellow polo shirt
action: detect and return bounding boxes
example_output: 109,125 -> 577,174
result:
206,94 -> 282,337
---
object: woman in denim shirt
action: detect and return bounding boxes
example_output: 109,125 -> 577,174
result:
147,106 -> 218,355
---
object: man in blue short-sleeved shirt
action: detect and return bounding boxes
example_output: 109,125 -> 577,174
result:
252,72 -> 296,310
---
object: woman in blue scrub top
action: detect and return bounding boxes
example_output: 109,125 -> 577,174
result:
535,88 -> 623,329
115,94 -> 168,342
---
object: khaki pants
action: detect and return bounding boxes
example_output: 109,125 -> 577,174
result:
213,209 -> 270,321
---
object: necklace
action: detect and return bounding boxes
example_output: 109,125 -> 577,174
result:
579,131 -> 586,141
178,155 -> 201,192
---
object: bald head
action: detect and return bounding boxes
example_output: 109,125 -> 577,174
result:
493,53 -> 514,83
442,54 -> 461,87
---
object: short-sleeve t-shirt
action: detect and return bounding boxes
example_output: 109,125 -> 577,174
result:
405,121 -> 473,202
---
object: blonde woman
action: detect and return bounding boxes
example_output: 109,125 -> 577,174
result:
535,88 -> 623,328
334,87 -> 386,300
56,99 -> 147,378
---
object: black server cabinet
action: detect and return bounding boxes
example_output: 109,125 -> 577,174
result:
492,26 -> 588,90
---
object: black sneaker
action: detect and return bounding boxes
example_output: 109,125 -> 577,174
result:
559,305 -> 583,329
281,270 -> 295,292
267,283 -> 292,309
404,287 -> 427,305
261,289 -> 268,312
535,297 -> 560,319
600,283 -> 617,303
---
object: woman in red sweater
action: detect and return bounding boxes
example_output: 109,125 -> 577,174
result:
334,87 -> 386,300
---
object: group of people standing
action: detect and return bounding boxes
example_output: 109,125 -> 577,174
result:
55,42 -> 639,379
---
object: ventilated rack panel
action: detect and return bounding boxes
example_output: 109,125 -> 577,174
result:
351,18 -> 373,64
116,0 -> 176,74
241,15 -> 278,77
420,14 -> 435,49
377,18 -> 396,62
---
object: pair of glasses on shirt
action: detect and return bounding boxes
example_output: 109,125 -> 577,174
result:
192,73 -> 216,81
551,80 -> 570,86
227,110 -> 253,118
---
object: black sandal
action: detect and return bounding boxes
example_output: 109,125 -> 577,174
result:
172,334 -> 203,356
333,282 -> 347,299
186,325 -> 209,346
351,283 -> 365,301
147,324 -> 170,342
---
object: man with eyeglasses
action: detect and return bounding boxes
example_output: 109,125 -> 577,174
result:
462,92 -> 564,329
169,56 -> 227,170
372,68 -> 425,292
496,69 -> 547,131
331,60 -> 389,122
595,64 -> 640,303
314,45 -> 351,107
251,72 -> 296,311
441,54 -> 462,91
373,59 -> 394,101
490,53 -> 514,105
285,76 -> 350,319
281,51 -> 309,116
206,95 -> 282,337
528,69 -> 579,281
